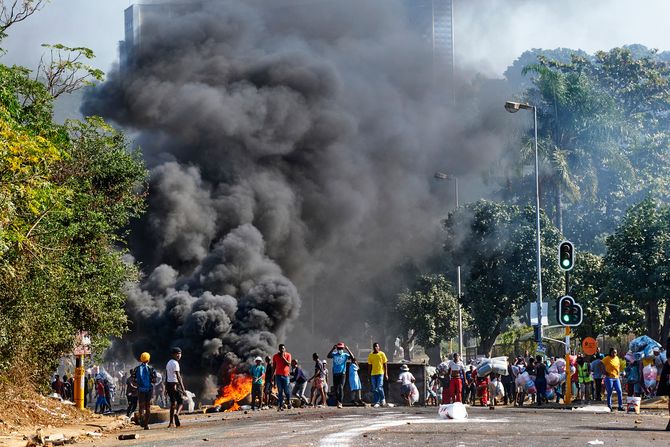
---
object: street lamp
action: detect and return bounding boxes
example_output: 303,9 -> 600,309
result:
504,100 -> 544,343
434,171 -> 463,358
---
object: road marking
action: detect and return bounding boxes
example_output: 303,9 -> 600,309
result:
319,416 -> 509,447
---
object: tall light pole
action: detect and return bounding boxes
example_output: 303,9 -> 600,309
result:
504,101 -> 543,343
434,171 -> 463,357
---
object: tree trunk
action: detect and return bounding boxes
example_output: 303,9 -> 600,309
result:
660,301 -> 670,345
426,344 -> 442,366
645,297 -> 661,341
480,335 -> 496,358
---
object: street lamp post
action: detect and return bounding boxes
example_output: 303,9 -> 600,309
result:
504,101 -> 544,343
434,172 -> 463,357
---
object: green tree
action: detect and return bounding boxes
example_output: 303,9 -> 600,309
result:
603,197 -> 670,342
396,274 -> 460,364
0,52 -> 146,381
443,200 -> 563,355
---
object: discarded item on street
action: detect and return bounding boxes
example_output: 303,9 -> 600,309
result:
86,431 -> 102,437
438,402 -> 468,420
587,440 -> 604,445
118,433 -> 140,440
626,396 -> 641,414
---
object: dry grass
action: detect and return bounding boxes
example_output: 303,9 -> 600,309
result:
0,367 -> 90,435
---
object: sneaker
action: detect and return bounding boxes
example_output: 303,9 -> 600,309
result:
381,399 -> 387,406
144,425 -> 150,430
373,403 -> 380,408
317,404 -> 324,408
617,407 -> 625,412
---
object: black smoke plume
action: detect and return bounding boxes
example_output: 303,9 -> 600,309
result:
83,0 -> 512,397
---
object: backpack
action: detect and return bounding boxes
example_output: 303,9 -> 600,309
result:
134,364 -> 157,392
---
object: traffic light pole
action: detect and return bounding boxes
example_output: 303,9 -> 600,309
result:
565,326 -> 572,404
564,270 -> 572,404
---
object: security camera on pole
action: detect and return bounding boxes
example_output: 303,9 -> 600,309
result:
556,240 -> 581,404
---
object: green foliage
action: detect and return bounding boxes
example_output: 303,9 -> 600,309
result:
443,200 -> 563,355
0,55 -> 146,382
395,274 -> 461,348
603,197 -> 670,341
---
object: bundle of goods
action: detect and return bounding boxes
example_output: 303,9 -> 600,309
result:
548,358 -> 566,374
643,364 -> 658,389
629,335 -> 662,360
546,372 -> 566,387
438,402 -> 468,420
545,386 -> 556,400
515,371 -> 537,394
476,356 -> 509,377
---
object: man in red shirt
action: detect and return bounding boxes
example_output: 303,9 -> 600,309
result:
272,344 -> 293,411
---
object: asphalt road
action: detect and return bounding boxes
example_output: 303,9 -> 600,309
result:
97,405 -> 670,447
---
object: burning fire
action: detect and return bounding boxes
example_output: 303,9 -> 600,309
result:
213,371 -> 253,412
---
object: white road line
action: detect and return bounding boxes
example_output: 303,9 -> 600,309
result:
319,416 -> 509,447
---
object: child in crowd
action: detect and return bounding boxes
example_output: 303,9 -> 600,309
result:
349,358 -> 363,406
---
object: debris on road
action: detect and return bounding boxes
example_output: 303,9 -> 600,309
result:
587,440 -> 605,445
118,433 -> 140,440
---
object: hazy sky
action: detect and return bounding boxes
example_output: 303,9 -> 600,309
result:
2,0 -> 670,78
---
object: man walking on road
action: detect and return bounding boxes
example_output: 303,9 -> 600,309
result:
273,344 -> 293,411
166,347 -> 186,428
135,352 -> 157,429
448,353 -> 465,403
367,342 -> 388,408
328,342 -> 353,408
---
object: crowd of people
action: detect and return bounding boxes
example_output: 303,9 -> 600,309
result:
50,336 -> 670,431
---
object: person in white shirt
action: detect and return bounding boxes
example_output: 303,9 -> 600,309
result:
448,353 -> 465,403
166,347 -> 186,428
397,364 -> 416,406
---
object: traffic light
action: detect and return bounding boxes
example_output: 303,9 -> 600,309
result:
558,241 -> 575,271
556,295 -> 583,326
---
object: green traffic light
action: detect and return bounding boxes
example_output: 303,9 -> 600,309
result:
563,315 -> 570,322
562,259 -> 570,267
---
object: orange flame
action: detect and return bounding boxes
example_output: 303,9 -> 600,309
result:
213,371 -> 253,412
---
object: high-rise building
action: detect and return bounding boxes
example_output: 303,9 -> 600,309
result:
121,0 -> 455,92
405,0 -> 455,92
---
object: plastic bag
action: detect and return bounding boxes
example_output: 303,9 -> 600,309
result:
629,335 -> 661,354
545,387 -> 556,400
410,383 -> 419,404
438,402 -> 468,420
546,372 -> 560,386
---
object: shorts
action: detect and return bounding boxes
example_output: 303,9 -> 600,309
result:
138,390 -> 153,406
401,384 -> 411,395
166,382 -> 184,405
313,377 -> 324,389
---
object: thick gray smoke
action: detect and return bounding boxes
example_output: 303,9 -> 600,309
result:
83,0 -> 512,396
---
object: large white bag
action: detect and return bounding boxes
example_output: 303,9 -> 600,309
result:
438,402 -> 468,420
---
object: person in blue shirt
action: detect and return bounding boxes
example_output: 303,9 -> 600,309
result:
327,342 -> 354,408
134,352 -> 157,430
348,358 -> 363,406
250,357 -> 265,411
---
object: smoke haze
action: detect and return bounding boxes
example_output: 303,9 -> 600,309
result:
81,0 -> 516,395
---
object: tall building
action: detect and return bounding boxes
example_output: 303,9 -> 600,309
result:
121,0 -> 455,93
405,0 -> 455,94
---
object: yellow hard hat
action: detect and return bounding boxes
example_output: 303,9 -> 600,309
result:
140,352 -> 150,363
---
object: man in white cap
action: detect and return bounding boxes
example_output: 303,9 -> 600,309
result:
251,356 -> 265,410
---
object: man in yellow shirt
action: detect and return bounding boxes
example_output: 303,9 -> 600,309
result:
367,342 -> 388,408
602,348 -> 624,411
